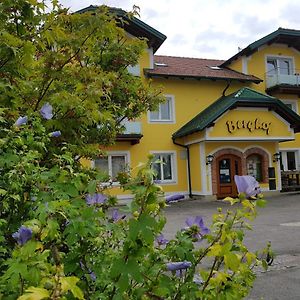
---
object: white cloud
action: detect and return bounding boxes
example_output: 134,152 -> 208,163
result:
58,0 -> 300,59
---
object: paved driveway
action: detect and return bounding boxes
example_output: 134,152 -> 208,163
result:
163,192 -> 300,300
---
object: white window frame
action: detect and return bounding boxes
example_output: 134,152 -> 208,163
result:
279,150 -> 299,171
265,55 -> 295,75
281,99 -> 298,114
150,151 -> 177,184
92,151 -> 130,184
127,64 -> 140,76
148,95 -> 175,123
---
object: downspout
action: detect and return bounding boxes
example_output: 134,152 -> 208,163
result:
222,79 -> 232,96
172,138 -> 193,199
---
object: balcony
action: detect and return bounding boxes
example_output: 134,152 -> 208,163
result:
265,69 -> 300,95
116,120 -> 143,145
281,171 -> 300,192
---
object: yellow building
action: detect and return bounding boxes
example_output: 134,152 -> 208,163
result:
81,6 -> 300,200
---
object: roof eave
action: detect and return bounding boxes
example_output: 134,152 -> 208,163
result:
144,71 -> 262,83
75,6 -> 166,53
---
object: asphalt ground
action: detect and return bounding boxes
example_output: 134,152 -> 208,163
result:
163,192 -> 300,300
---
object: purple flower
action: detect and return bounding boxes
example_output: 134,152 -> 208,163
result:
79,261 -> 96,281
185,216 -> 209,240
112,209 -> 125,222
156,234 -> 169,246
89,271 -> 96,281
15,116 -> 28,127
234,175 -> 261,198
50,131 -> 61,137
12,226 -> 32,245
165,194 -> 185,203
40,103 -> 53,120
166,261 -> 192,271
193,275 -> 204,285
85,193 -> 107,205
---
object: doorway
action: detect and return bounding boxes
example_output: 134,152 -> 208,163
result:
216,154 -> 242,199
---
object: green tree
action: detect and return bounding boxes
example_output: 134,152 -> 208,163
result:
0,1 -> 270,299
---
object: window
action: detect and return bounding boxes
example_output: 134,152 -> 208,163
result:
280,151 -> 298,171
281,100 -> 298,113
149,95 -> 175,123
94,153 -> 129,181
152,152 -> 176,183
246,154 -> 263,182
127,64 -> 140,76
267,57 -> 293,75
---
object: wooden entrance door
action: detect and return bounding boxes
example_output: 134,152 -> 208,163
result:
216,154 -> 242,199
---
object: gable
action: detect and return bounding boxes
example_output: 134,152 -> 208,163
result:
207,108 -> 294,141
172,87 -> 300,140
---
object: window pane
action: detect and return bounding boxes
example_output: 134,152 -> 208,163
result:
279,59 -> 291,75
160,99 -> 171,120
111,156 -> 126,179
150,110 -> 159,120
219,159 -> 231,183
285,103 -> 293,110
95,157 -> 108,173
287,152 -> 296,170
267,59 -> 277,75
247,154 -> 262,182
162,154 -> 172,180
153,162 -> 162,180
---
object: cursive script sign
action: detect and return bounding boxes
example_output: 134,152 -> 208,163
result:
226,118 -> 271,135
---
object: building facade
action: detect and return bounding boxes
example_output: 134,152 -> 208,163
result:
81,6 -> 300,200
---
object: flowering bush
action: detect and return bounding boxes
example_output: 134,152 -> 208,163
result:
0,1 -> 269,299
0,112 -> 268,299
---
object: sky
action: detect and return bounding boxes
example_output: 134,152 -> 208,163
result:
58,0 -> 300,60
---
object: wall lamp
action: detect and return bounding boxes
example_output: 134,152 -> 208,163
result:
206,154 -> 214,165
273,152 -> 281,162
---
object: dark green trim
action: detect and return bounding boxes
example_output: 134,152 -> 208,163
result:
144,69 -> 262,83
75,5 -> 166,52
221,28 -> 300,67
172,87 -> 300,139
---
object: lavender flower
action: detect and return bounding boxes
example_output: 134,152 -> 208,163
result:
166,261 -> 192,271
50,131 -> 61,137
156,234 -> 169,246
234,175 -> 261,198
89,271 -> 96,281
193,274 -> 204,285
185,216 -> 209,240
79,261 -> 96,281
12,226 -> 32,245
40,103 -> 53,120
112,209 -> 125,222
85,193 -> 107,205
15,116 -> 28,127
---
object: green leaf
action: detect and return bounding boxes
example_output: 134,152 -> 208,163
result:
224,253 -> 240,271
60,276 -> 84,299
256,199 -> 267,207
18,287 -> 49,300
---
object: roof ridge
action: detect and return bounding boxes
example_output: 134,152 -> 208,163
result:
238,87 -> 276,98
154,55 -> 225,62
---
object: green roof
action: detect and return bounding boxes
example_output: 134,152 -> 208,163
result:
221,28 -> 300,67
75,5 -> 166,53
172,87 -> 300,139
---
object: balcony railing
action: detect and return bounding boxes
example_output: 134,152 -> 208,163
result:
116,120 -> 143,145
265,68 -> 300,89
122,121 -> 142,134
281,171 -> 300,192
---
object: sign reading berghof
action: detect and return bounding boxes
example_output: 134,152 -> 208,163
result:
226,118 -> 271,135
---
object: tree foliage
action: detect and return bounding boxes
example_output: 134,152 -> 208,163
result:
0,1 -> 270,299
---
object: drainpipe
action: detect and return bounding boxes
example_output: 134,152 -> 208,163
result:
222,79 -> 231,96
172,138 -> 193,199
